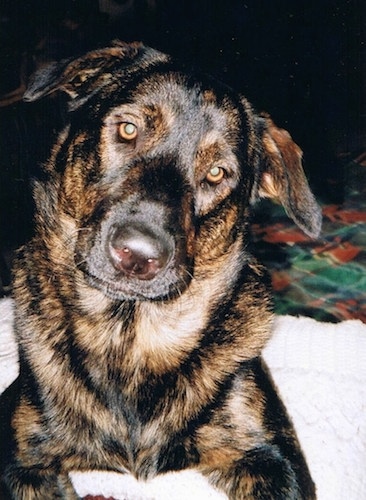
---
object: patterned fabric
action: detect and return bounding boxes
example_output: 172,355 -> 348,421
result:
252,161 -> 366,323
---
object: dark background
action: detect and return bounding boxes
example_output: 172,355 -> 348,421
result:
0,0 -> 364,264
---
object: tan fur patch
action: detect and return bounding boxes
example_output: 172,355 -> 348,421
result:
134,238 -> 243,373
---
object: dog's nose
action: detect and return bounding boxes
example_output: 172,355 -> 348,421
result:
108,225 -> 172,280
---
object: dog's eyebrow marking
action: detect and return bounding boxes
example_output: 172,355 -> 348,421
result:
202,89 -> 217,103
142,103 -> 174,139
104,109 -> 142,125
196,141 -> 227,177
195,132 -> 240,179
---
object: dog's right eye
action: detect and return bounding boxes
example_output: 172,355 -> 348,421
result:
118,122 -> 138,141
205,166 -> 225,185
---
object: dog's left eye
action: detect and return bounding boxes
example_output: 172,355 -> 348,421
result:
205,166 -> 225,185
118,122 -> 138,141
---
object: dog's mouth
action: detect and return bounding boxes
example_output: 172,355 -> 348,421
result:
77,216 -> 193,301
84,266 -> 189,301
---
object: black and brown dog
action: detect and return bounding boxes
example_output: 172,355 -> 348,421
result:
0,41 -> 321,499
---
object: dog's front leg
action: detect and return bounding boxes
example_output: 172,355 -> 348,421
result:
196,360 -> 315,499
203,445 -> 306,500
0,383 -> 80,499
1,465 -> 79,500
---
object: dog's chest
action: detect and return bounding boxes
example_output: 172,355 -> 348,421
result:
83,405 -> 196,479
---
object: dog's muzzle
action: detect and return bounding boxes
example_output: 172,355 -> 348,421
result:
79,199 -> 191,301
108,222 -> 173,281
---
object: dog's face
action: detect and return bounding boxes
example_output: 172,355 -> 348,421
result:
77,71 -> 247,301
24,41 -> 321,302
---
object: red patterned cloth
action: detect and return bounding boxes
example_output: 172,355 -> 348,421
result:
252,161 -> 366,323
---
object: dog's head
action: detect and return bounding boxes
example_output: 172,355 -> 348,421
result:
24,41 -> 321,301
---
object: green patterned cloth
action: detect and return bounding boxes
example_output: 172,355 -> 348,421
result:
252,162 -> 366,323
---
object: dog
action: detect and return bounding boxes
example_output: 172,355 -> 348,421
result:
0,41 -> 321,499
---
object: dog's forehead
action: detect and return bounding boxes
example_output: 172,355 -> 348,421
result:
136,74 -> 230,115
111,72 -> 241,143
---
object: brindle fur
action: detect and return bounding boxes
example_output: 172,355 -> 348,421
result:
0,41 -> 321,499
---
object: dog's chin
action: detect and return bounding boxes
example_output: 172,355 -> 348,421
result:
83,271 -> 189,302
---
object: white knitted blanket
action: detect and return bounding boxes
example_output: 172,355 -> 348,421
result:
1,297 -> 365,500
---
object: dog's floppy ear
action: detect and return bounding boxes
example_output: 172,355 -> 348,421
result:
256,115 -> 322,238
23,41 -> 167,109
